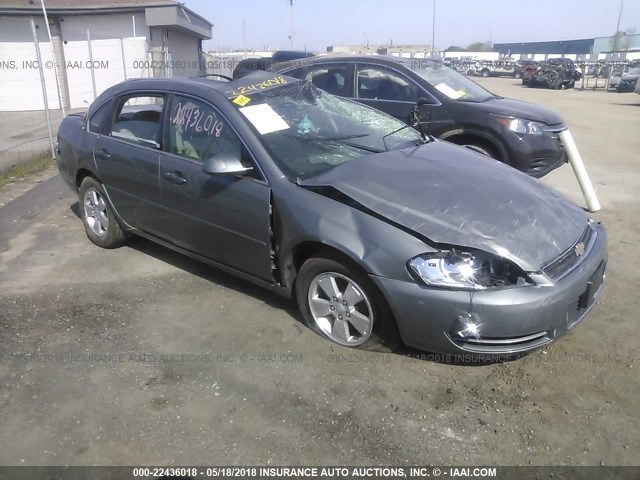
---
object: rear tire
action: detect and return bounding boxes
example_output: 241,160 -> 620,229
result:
79,176 -> 128,249
296,254 -> 400,352
481,69 -> 490,78
514,71 -> 522,79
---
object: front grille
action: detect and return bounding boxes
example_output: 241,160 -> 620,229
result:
543,224 -> 596,280
545,125 -> 566,134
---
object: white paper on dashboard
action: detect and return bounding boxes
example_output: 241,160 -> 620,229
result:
239,104 -> 290,134
434,83 -> 464,99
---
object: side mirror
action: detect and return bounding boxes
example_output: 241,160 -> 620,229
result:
202,155 -> 253,175
417,97 -> 430,106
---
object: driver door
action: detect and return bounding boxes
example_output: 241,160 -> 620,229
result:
156,93 -> 272,281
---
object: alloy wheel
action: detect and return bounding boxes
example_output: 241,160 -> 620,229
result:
307,272 -> 373,346
83,186 -> 109,237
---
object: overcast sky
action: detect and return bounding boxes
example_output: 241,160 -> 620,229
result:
186,0 -> 640,52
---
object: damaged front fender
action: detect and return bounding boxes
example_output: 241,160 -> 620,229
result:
271,181 -> 434,295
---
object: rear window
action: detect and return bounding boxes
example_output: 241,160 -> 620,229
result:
111,95 -> 164,148
88,101 -> 112,134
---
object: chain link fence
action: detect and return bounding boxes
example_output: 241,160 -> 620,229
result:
0,10 -> 204,174
0,15 -> 64,173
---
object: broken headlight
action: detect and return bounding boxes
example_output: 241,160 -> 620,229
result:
408,250 -> 534,291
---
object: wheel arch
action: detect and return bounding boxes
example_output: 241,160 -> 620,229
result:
284,240 -> 371,296
439,129 -> 508,163
75,168 -> 132,231
75,168 -> 99,191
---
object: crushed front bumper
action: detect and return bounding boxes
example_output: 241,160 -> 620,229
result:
371,223 -> 607,357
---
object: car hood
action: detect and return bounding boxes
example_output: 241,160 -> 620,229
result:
300,142 -> 586,271
467,97 -> 564,126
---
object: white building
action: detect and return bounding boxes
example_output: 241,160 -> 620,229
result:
0,0 -> 213,111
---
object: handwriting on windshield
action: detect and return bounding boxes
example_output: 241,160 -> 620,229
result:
227,76 -> 288,97
172,102 -> 223,137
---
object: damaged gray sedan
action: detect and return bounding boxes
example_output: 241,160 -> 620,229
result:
56,72 -> 607,355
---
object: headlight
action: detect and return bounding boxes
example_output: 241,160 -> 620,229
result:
408,250 -> 534,291
495,116 -> 547,135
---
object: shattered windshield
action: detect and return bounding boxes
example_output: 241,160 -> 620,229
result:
402,59 -> 496,102
230,80 -> 422,180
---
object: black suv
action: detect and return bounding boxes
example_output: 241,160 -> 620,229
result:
272,55 -> 568,177
233,51 -> 315,79
529,58 -> 581,89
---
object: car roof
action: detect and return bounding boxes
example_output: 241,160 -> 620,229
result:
108,70 -> 296,93
88,71 -> 301,115
272,54 -> 442,71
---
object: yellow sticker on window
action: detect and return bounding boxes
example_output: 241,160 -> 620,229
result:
233,95 -> 251,106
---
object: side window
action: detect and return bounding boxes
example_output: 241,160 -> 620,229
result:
167,95 -> 260,177
111,95 -> 164,148
285,66 -> 311,80
88,101 -> 112,134
305,64 -> 349,96
357,66 -> 418,102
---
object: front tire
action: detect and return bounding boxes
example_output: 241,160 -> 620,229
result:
455,139 -> 500,160
296,255 -> 400,352
79,176 -> 128,249
481,69 -> 490,78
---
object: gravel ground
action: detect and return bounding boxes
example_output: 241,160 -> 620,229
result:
0,78 -> 638,466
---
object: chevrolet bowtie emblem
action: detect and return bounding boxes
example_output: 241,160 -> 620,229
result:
574,242 -> 585,257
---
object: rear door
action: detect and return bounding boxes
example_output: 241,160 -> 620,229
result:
155,93 -> 272,280
93,93 -> 165,232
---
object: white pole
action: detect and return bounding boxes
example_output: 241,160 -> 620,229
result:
289,0 -> 295,49
40,0 -> 66,117
132,14 -> 136,38
559,130 -> 601,212
242,18 -> 247,59
120,38 -> 127,80
431,0 -> 436,55
86,28 -> 97,100
30,17 -> 56,159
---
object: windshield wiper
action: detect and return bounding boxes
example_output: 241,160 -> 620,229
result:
314,134 -> 370,141
480,95 -> 502,102
282,133 -> 369,141
284,133 -> 379,154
